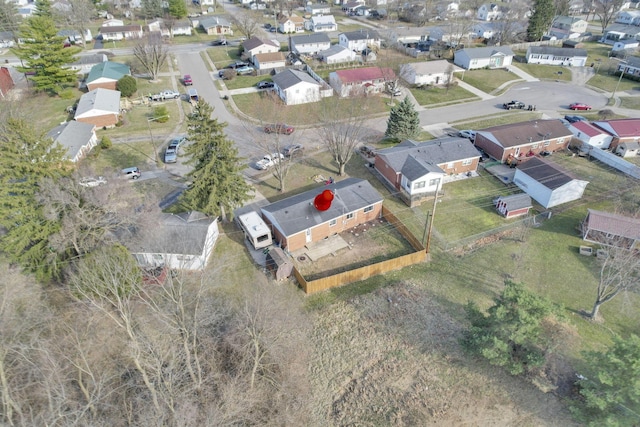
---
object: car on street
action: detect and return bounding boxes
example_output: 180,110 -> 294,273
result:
236,66 -> 254,75
164,147 -> 177,163
282,143 -> 303,157
183,74 -> 192,86
256,153 -> 284,170
264,123 -> 295,134
503,100 -> 526,110
257,80 -> 274,89
569,102 -> 592,110
564,115 -> 588,123
458,130 -> 476,140
79,176 -> 107,187
225,61 -> 249,69
211,39 -> 227,46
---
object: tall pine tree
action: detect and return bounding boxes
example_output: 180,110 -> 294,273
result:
385,97 -> 420,142
168,0 -> 187,19
12,1 -> 80,94
527,0 -> 554,42
180,100 -> 253,220
0,116 -> 70,281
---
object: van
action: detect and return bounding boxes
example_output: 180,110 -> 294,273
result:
237,211 -> 272,250
122,167 -> 141,179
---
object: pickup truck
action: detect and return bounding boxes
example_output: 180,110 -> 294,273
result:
256,153 -> 284,170
503,100 -> 525,110
149,90 -> 181,101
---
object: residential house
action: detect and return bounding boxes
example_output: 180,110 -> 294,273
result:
600,23 -> 640,44
199,16 -> 233,35
86,61 -> 131,91
0,67 -> 15,99
290,33 -> 331,55
342,0 -> 366,13
513,157 -> 589,208
474,120 -> 572,164
305,3 -> 331,15
243,36 -> 279,58
453,46 -> 514,70
400,60 -> 464,86
612,38 -> 639,51
338,29 -> 381,52
253,52 -> 286,70
69,53 -> 108,75
582,209 -> 640,249
272,68 -> 322,105
569,120 -> 613,149
428,26 -> 472,46
46,121 -> 97,162
615,141 -> 640,157
74,88 -> 121,128
494,194 -> 533,218
477,3 -> 503,21
147,19 -> 192,37
525,46 -> 588,66
329,66 -> 396,97
102,18 -> 124,27
306,15 -> 337,32
318,45 -> 358,64
382,27 -> 430,44
18,4 -> 37,17
0,31 -> 15,48
549,16 -> 588,39
615,9 -> 640,25
473,22 -> 497,39
260,178 -> 383,252
613,56 -> 640,80
374,137 -> 481,206
57,29 -> 93,44
129,212 -> 219,271
278,14 -> 305,33
98,25 -> 143,41
592,118 -> 640,150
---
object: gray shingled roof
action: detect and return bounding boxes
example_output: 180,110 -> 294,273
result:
131,211 -> 215,255
261,178 -> 383,236
243,36 -> 278,51
341,29 -> 380,41
46,121 -> 95,160
458,46 -> 514,59
528,46 -> 588,57
516,157 -> 578,190
319,44 -> 351,57
75,88 -> 121,117
496,193 -> 532,211
376,137 -> 481,176
477,119 -> 573,148
290,33 -> 331,45
272,68 -> 319,90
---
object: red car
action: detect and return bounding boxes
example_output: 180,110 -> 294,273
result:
183,74 -> 193,86
569,102 -> 591,110
264,123 -> 295,134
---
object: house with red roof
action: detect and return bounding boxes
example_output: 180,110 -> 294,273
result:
592,118 -> 640,149
582,209 -> 640,250
568,120 -> 613,149
329,67 -> 396,97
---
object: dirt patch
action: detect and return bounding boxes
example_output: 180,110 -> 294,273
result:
308,282 -> 579,427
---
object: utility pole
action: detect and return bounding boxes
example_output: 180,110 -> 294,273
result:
425,178 -> 440,258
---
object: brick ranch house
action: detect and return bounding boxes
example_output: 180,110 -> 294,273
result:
260,178 -> 383,252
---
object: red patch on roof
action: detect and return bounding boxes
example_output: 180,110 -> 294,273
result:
602,118 -> 640,137
573,120 -> 609,137
335,67 -> 396,83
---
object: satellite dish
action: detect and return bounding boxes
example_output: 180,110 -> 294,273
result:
313,189 -> 334,211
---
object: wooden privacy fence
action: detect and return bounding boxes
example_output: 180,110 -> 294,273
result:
294,206 -> 427,294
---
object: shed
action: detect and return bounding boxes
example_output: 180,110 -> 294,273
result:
266,246 -> 293,280
494,193 -> 532,218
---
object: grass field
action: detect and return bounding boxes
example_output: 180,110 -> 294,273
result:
459,68 -> 520,93
512,62 -> 572,81
409,84 -> 479,106
451,112 -> 543,129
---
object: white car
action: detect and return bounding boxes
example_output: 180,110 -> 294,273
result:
256,153 -> 284,170
458,130 -> 476,140
79,176 -> 107,187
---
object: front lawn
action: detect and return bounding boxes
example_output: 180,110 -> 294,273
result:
459,68 -> 520,93
512,62 -> 572,81
619,96 -> 640,109
410,84 -> 479,106
451,112 -> 543,129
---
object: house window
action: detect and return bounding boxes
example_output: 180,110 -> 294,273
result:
329,219 -> 337,227
414,180 -> 426,189
556,137 -> 565,144
429,178 -> 440,186
346,212 -> 354,220
462,159 -> 472,166
544,140 -> 550,147
364,205 -> 374,213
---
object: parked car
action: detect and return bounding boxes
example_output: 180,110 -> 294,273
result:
225,61 -> 249,69
149,90 -> 180,101
218,69 -> 236,80
564,115 -> 587,123
458,130 -> 476,140
183,74 -> 193,86
168,136 -> 185,151
236,66 -> 254,75
264,123 -> 295,134
257,80 -> 274,89
569,102 -> 592,111
387,88 -> 402,97
211,39 -> 227,46
282,143 -> 303,157
164,147 -> 177,163
503,100 -> 525,110
256,153 -> 284,170
121,167 -> 141,180
79,176 -> 107,187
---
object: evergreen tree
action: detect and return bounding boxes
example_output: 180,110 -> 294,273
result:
12,12 -> 80,94
527,0 -> 554,42
116,75 -> 137,97
0,116 -> 70,281
33,0 -> 52,17
180,100 -> 253,220
141,0 -> 163,19
168,0 -> 187,19
385,97 -> 420,142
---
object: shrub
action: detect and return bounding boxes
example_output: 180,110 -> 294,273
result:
100,136 -> 112,149
58,89 -> 75,99
116,75 -> 137,97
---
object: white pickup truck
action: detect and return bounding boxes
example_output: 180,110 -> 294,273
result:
149,90 -> 181,101
256,153 -> 284,170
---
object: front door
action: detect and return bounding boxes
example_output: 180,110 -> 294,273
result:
306,228 -> 312,243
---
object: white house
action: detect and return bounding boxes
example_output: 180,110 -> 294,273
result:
612,38 -> 639,51
428,26 -> 472,45
329,67 -> 395,97
477,3 -> 503,21
526,47 -> 588,67
242,36 -> 280,60
57,29 -> 93,44
305,3 -> 331,15
453,46 -> 514,70
130,212 -> 219,271
569,120 -> 613,149
102,18 -> 124,27
615,9 -> 640,25
272,68 -> 322,105
318,45 -> 358,64
148,19 -> 192,37
616,141 -> 640,157
338,29 -> 381,52
278,14 -> 305,33
253,52 -> 286,70
473,23 -> 496,39
46,121 -> 98,162
549,16 -> 588,39
400,60 -> 464,86
98,25 -> 143,41
74,88 -> 121,128
601,23 -> 640,44
198,16 -> 233,35
290,33 -> 331,55
514,157 -> 589,209
306,15 -> 337,32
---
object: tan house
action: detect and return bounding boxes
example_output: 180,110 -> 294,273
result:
243,36 -> 280,61
260,178 -> 383,252
253,52 -> 286,70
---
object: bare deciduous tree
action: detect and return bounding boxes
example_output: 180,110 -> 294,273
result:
234,10 -> 261,40
54,0 -> 95,49
133,35 -> 169,81
593,0 -> 626,33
